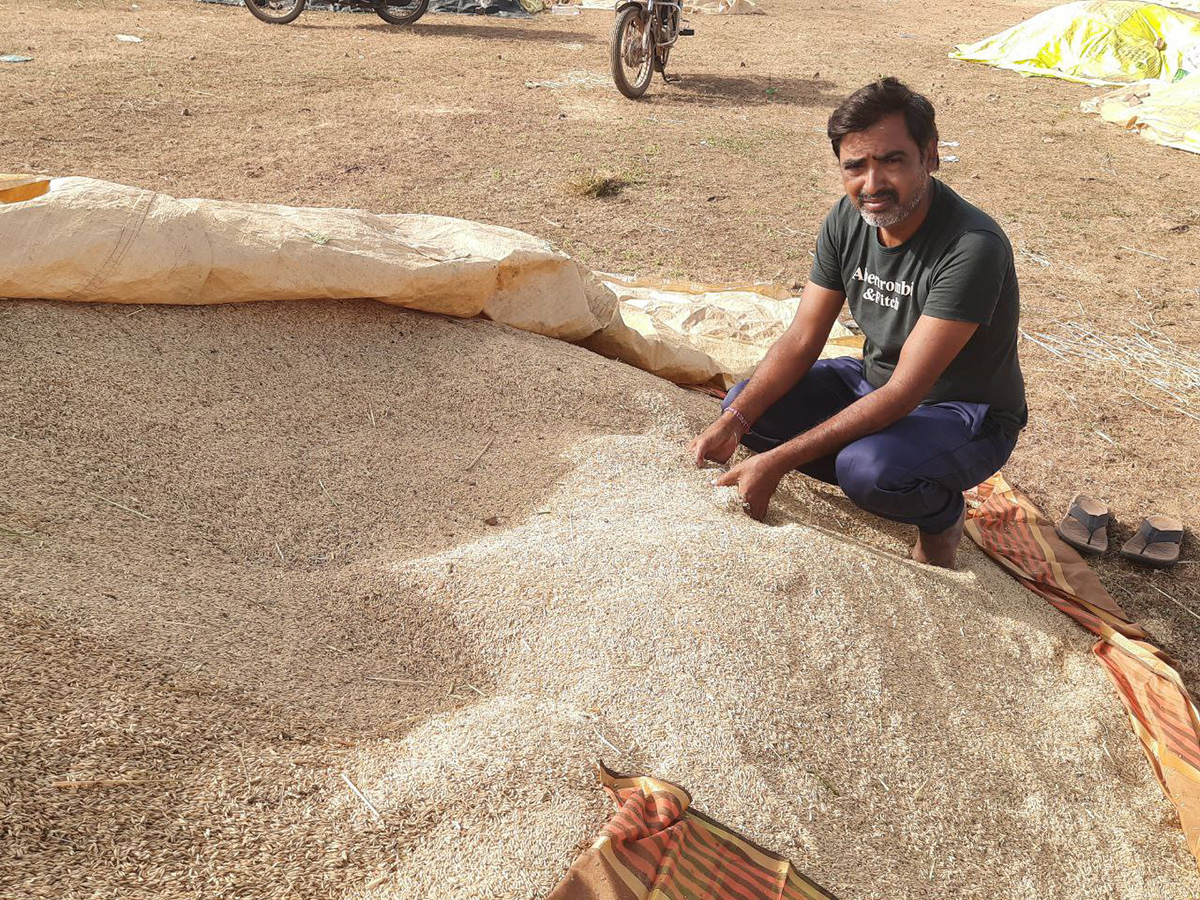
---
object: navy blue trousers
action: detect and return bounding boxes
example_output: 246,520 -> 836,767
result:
723,357 -> 1017,534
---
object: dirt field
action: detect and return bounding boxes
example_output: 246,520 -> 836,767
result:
2,0 -> 1199,896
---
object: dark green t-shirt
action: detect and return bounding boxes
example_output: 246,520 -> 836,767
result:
808,179 -> 1027,434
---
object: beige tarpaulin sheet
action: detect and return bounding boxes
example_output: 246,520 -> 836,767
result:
950,1 -> 1200,85
599,273 -> 861,376
1082,71 -> 1200,152
0,177 -> 819,389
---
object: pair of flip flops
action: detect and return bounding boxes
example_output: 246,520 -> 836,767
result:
1056,495 -> 1185,568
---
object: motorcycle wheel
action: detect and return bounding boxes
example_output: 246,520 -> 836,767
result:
376,0 -> 429,25
610,5 -> 655,99
244,0 -> 306,24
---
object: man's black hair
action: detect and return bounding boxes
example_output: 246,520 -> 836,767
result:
826,77 -> 939,161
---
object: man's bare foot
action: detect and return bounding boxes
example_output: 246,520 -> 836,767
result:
910,508 -> 966,569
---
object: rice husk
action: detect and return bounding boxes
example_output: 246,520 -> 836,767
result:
2,299 -> 1197,900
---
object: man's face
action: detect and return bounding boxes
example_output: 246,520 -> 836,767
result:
837,112 -> 936,230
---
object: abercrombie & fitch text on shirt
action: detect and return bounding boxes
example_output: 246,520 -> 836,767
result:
852,267 -> 914,310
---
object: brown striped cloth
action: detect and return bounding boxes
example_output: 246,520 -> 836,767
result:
548,763 -> 837,900
965,474 -> 1200,864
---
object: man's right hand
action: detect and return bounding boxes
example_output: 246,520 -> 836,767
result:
688,413 -> 743,467
687,283 -> 844,469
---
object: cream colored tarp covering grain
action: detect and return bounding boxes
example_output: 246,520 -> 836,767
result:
1082,72 -> 1200,152
950,1 -> 1200,85
599,273 -> 862,376
0,177 -> 743,388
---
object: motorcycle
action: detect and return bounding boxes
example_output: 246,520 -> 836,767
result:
244,0 -> 429,26
608,0 -> 693,99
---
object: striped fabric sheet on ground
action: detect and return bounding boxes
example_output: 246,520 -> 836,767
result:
548,763 -> 837,900
966,474 -> 1200,864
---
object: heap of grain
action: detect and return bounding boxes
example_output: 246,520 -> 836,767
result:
2,299 -> 1196,900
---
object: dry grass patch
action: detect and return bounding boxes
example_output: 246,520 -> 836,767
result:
564,170 -> 629,199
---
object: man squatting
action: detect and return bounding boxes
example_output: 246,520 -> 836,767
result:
689,78 -> 1026,569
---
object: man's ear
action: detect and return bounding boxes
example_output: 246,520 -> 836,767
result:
924,140 -> 940,174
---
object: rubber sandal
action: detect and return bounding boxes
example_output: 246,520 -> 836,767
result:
1055,494 -> 1110,556
1119,516 -> 1184,569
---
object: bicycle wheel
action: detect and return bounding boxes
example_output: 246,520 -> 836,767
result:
610,5 -> 654,99
245,0 -> 306,24
376,0 -> 429,25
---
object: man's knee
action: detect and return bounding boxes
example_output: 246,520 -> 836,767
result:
834,442 -> 896,509
835,440 -> 963,531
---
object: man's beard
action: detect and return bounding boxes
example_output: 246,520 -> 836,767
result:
857,173 -> 929,229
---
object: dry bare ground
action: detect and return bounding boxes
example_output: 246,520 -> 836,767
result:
2,0 -> 1199,897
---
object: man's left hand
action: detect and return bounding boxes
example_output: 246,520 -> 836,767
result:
714,453 -> 787,521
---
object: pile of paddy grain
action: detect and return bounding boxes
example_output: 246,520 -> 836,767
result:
2,298 -> 1196,900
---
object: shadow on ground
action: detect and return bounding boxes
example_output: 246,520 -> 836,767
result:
411,21 -> 599,42
290,19 -> 599,43
655,74 -> 841,107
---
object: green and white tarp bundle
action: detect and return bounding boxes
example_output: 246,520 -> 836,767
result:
952,2 -> 1200,153
950,1 -> 1200,85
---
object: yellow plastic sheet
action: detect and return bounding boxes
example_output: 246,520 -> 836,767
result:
1083,72 -> 1200,152
950,1 -> 1200,85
